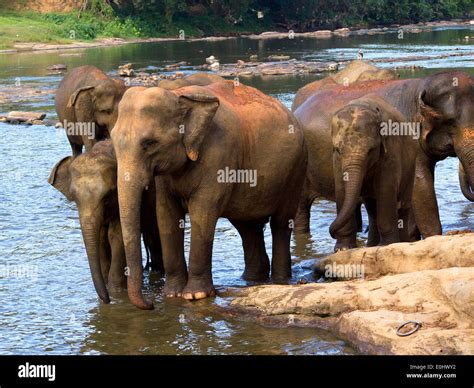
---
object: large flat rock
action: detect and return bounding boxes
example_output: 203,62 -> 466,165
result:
226,234 -> 474,355
315,233 -> 474,279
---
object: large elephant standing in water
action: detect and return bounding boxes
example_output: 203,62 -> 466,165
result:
293,70 -> 474,242
111,80 -> 307,309
55,66 -> 127,157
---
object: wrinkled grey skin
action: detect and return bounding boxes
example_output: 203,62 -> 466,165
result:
48,140 -> 163,303
330,94 -> 418,250
55,66 -> 126,157
459,162 -> 474,201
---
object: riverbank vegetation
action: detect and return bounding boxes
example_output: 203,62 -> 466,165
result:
0,0 -> 472,49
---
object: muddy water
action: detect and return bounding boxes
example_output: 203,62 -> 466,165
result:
0,26 -> 472,355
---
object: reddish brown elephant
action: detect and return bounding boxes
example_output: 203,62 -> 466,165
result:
293,71 -> 474,243
111,80 -> 307,309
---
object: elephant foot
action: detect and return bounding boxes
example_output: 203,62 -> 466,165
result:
271,272 -> 291,285
164,274 -> 187,298
242,264 -> 270,282
107,283 -> 126,294
182,278 -> 216,301
334,239 -> 357,252
378,232 -> 400,246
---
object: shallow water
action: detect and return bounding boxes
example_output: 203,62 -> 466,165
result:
0,26 -> 472,355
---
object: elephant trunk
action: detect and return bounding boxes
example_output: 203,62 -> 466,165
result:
459,162 -> 474,201
454,136 -> 474,202
117,164 -> 153,310
79,212 -> 110,303
330,164 -> 365,238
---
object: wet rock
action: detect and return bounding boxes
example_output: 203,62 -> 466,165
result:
334,28 -> 351,36
118,63 -> 135,77
314,233 -> 474,279
6,111 -> 46,122
206,56 -> 218,64
268,55 -> 291,61
216,60 -> 339,78
226,234 -> 474,355
164,61 -> 189,71
47,64 -> 67,71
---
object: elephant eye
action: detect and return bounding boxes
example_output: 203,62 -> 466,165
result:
142,139 -> 158,150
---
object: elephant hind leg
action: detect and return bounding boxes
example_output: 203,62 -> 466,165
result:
231,219 -> 270,282
293,195 -> 315,235
269,212 -> 293,283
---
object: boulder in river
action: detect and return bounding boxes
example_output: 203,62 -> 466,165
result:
47,64 -> 67,71
225,234 -> 474,355
6,111 -> 46,123
118,63 -> 135,77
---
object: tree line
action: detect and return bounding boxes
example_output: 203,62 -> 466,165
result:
101,0 -> 472,30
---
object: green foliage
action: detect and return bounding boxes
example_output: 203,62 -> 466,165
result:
0,0 -> 472,49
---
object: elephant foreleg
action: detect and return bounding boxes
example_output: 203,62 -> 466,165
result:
155,181 -> 187,298
412,156 -> 442,237
182,201 -> 219,300
107,220 -> 127,292
375,184 -> 400,245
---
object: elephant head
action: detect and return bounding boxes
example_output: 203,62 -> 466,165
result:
417,72 -> 474,195
68,78 -> 126,136
329,102 -> 386,237
48,141 -> 118,303
111,86 -> 219,309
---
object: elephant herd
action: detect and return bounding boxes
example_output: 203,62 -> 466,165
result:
48,62 -> 474,310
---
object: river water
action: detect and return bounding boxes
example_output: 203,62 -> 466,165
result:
0,26 -> 472,355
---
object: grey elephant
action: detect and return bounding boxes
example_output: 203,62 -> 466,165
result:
48,140 -> 163,303
55,66 -> 127,157
330,94 -> 418,249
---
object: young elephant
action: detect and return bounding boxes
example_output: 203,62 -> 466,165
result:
48,140 -> 163,303
329,94 -> 418,249
55,66 -> 127,157
111,80 -> 307,309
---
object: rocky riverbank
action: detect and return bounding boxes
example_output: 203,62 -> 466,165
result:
1,20 -> 471,54
223,233 -> 474,355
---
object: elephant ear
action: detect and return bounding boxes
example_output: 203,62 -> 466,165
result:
418,90 -> 442,142
67,86 -> 95,108
178,93 -> 220,161
48,156 -> 74,201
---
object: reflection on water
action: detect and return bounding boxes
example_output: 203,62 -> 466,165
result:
0,27 -> 472,355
